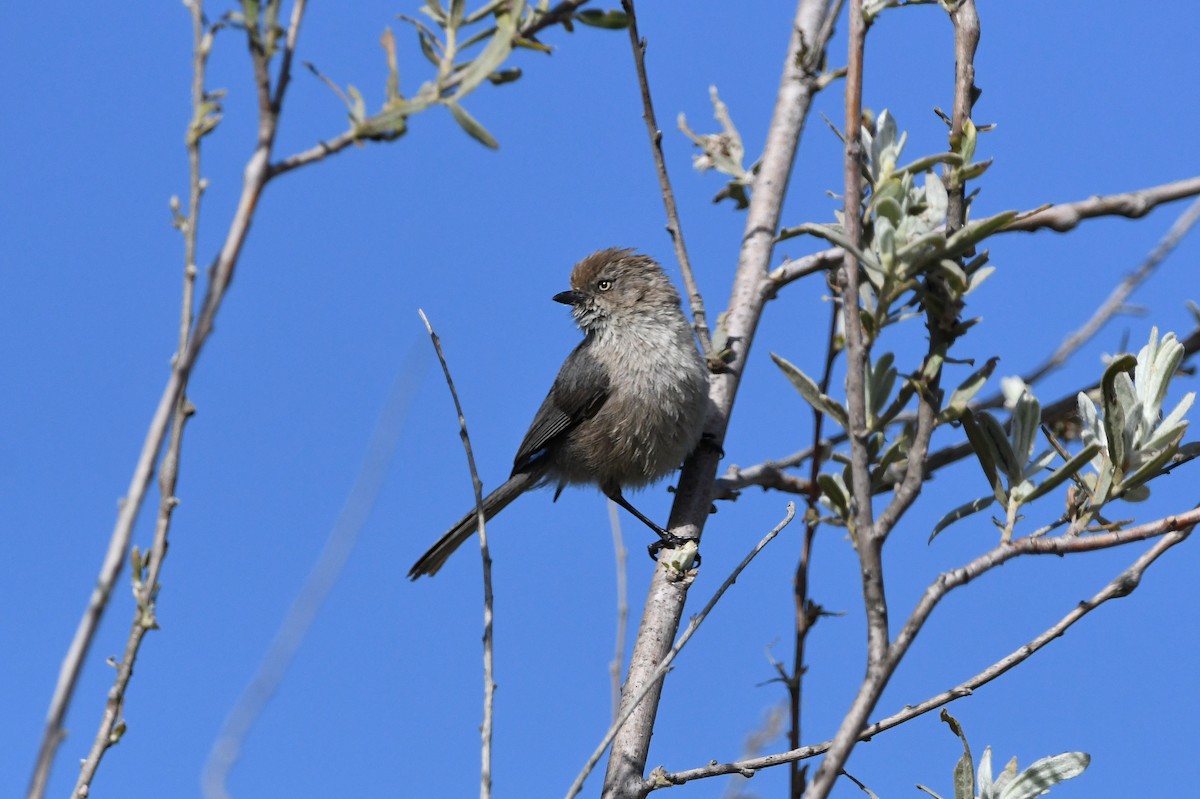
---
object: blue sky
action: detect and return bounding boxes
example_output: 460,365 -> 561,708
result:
3,2 -> 1198,798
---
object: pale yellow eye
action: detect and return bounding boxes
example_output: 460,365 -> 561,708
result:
597,279 -> 614,292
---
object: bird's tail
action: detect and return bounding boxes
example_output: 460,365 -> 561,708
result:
408,469 -> 541,579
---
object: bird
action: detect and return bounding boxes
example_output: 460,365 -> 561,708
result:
409,248 -> 710,579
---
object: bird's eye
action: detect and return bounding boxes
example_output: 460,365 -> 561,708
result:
597,279 -> 614,292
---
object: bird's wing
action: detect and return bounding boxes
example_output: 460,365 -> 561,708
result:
512,338 -> 610,474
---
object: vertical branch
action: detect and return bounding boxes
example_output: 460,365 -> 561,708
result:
574,506 -> 796,799
788,304 -> 841,799
804,5 -> 981,798
608,501 -> 629,721
620,0 -> 711,357
601,1 -> 842,797
802,0 -> 884,796
419,311 -> 496,799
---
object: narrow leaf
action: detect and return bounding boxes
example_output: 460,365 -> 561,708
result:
574,9 -> 630,29
962,409 -> 1008,504
978,411 -> 1020,486
771,353 -> 850,428
1101,354 -> 1138,471
929,496 -> 994,543
445,101 -> 499,148
938,356 -> 998,423
1019,443 -> 1101,505
999,752 -> 1089,799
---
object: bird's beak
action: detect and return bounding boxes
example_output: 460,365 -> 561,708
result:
553,289 -> 585,305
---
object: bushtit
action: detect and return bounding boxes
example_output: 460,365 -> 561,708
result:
409,248 -> 709,579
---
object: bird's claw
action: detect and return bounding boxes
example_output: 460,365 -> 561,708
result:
647,534 -> 701,567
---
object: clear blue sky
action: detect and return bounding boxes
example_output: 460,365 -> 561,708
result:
2,2 -> 1197,798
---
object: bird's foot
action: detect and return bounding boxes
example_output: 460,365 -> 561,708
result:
647,533 -> 701,566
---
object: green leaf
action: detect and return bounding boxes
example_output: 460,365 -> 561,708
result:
1119,431 -> 1184,494
938,356 -> 998,423
977,747 -> 994,799
998,752 -> 1089,799
771,352 -> 850,428
1019,442 -> 1101,506
929,496 -> 994,543
573,9 -> 630,29
818,473 -> 849,517
1101,353 -> 1138,471
961,409 -> 1008,504
486,67 -> 522,86
940,710 -> 974,799
1009,384 -> 1041,467
449,2 -> 518,100
944,210 -> 1018,256
445,101 -> 499,148
866,352 -> 897,420
979,411 -> 1020,486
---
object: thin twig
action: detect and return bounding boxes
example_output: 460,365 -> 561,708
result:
69,3 -> 212,792
600,3 -> 842,796
767,177 -> 1200,295
788,302 -> 841,799
608,500 -> 629,722
419,310 -> 495,799
271,1 -> 593,179
1004,175 -> 1200,232
621,0 -> 711,358
651,507 -> 1198,789
1019,195 -> 1200,386
805,7 -> 980,796
569,504 -> 796,799
802,0 -> 888,795
28,5 -> 308,796
201,346 -> 424,799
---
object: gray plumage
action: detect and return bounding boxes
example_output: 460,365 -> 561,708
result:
409,248 -> 709,579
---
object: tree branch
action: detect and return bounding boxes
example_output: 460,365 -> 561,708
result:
29,4 -> 308,795
651,505 -> 1198,789
621,0 -> 711,357
600,2 -> 843,797
1017,195 -> 1200,386
419,310 -> 496,799
571,505 -> 795,799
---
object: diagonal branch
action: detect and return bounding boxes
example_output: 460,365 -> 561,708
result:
28,4 -> 309,796
571,504 -> 795,799
649,507 -> 1196,789
1017,195 -> 1200,387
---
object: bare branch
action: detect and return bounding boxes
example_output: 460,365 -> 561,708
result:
601,3 -> 843,796
30,4 -> 309,794
608,501 -> 629,722
1004,175 -> 1200,233
766,248 -> 844,294
801,0 -> 888,794
418,310 -> 496,799
788,301 -> 843,798
621,0 -> 711,358
1019,195 -> 1200,386
571,504 -> 795,799
68,2 -> 215,791
652,506 -> 1198,789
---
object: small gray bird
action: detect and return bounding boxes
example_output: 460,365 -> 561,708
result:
409,248 -> 710,579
